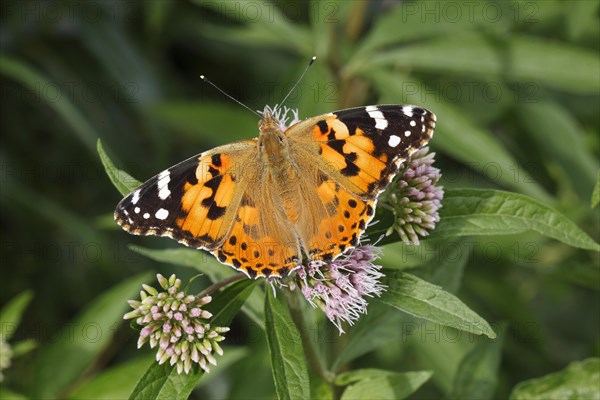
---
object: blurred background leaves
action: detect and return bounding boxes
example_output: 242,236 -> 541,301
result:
0,0 -> 598,399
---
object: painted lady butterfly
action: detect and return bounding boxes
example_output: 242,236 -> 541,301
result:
115,104 -> 436,278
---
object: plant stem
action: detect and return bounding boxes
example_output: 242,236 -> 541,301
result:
284,289 -> 335,384
197,273 -> 246,298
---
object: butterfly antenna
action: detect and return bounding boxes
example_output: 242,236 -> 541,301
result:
200,75 -> 261,117
278,56 -> 317,108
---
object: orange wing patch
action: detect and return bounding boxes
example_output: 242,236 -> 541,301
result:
311,116 -> 395,197
312,117 -> 350,141
175,153 -> 240,249
215,194 -> 301,278
306,176 -> 375,261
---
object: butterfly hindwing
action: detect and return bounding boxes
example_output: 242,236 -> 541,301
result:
215,190 -> 301,279
305,173 -> 376,261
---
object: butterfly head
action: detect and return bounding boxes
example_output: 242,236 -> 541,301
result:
258,105 -> 289,164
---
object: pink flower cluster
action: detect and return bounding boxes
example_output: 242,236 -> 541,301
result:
124,274 -> 229,374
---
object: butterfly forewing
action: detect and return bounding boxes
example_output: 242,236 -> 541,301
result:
114,141 -> 255,250
287,105 -> 435,199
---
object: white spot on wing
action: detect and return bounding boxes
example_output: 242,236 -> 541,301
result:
155,208 -> 169,220
410,120 -> 416,127
157,170 -> 171,200
134,207 -> 140,213
388,135 -> 401,147
402,106 -> 413,117
365,105 -> 388,130
131,190 -> 140,205
143,213 -> 150,219
404,130 -> 411,137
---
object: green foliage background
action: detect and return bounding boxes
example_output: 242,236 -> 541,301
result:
1,1 -> 599,399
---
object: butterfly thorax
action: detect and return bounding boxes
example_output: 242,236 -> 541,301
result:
258,112 -> 289,165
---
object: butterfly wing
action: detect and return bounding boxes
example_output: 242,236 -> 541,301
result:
214,187 -> 302,279
114,141 -> 256,251
115,139 -> 303,279
302,172 -> 376,261
286,104 -> 436,260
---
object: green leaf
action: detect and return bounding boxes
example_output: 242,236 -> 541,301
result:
80,22 -> 160,108
227,339 -> 274,400
264,289 -> 310,400
510,358 -> 600,400
450,331 -> 505,400
332,307 -> 404,372
192,0 -> 312,55
0,56 -> 98,152
195,346 -> 250,389
68,356 -> 154,400
145,1 -> 174,35
553,260 -> 600,290
424,239 -> 469,293
369,70 -> 551,202
337,369 -> 432,400
517,102 -> 597,201
335,368 -> 431,385
205,279 -> 260,327
97,139 -> 141,195
0,388 -> 27,400
10,339 -> 37,357
32,272 -> 153,399
349,31 -> 501,79
352,32 -> 600,94
7,180 -> 107,245
592,172 -> 600,209
380,238 -> 469,293
378,272 -> 496,339
353,1 -> 505,57
0,291 -> 33,341
432,189 -> 600,252
566,0 -> 600,40
309,1 -> 334,59
129,245 -> 232,283
402,319 -> 475,394
129,363 -> 204,400
507,36 -> 600,93
152,102 -> 258,144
